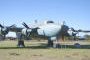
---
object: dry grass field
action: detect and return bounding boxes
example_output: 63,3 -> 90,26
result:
0,40 -> 90,60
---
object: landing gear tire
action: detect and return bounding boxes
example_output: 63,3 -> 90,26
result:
17,40 -> 25,48
17,33 -> 25,48
47,40 -> 53,47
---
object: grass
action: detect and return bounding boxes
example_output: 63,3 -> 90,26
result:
0,40 -> 90,60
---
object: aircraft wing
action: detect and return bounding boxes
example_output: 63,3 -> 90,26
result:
78,30 -> 90,33
8,27 -> 23,32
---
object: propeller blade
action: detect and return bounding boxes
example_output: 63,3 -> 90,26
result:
9,24 -> 16,28
22,22 -> 30,29
71,28 -> 76,32
0,24 -> 4,28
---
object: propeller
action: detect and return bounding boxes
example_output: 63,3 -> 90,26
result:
22,22 -> 31,40
22,22 -> 30,29
9,24 -> 17,28
22,22 -> 40,40
0,24 -> 4,28
71,28 -> 76,32
58,24 -> 70,41
68,28 -> 79,40
0,24 -> 16,39
0,26 -> 8,39
68,27 -> 90,40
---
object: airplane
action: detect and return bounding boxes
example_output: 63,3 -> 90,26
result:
0,20 -> 90,48
0,21 -> 70,47
22,21 -> 70,47
22,20 -> 90,48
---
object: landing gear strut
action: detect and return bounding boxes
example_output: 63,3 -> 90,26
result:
17,33 -> 25,47
47,40 -> 53,47
17,40 -> 25,47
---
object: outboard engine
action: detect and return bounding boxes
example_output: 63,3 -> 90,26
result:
57,24 -> 69,41
0,27 -> 9,39
1,27 -> 9,35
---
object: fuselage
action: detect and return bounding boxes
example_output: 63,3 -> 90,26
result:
37,23 -> 61,37
21,21 -> 69,41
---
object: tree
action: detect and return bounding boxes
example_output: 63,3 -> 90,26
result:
84,34 -> 90,40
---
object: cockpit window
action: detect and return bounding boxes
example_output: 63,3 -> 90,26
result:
47,21 -> 54,24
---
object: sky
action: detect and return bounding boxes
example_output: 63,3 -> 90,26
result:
0,0 -> 90,36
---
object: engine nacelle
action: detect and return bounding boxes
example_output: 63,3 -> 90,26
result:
0,27 -> 9,35
21,28 -> 32,35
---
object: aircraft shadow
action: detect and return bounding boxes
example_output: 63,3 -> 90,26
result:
57,45 -> 90,49
0,43 -> 90,49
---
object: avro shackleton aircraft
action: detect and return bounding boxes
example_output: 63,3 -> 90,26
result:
22,21 -> 90,47
21,21 -> 70,47
0,21 -> 90,47
0,21 -> 69,47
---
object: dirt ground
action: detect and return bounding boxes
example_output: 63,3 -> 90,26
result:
0,40 -> 90,60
